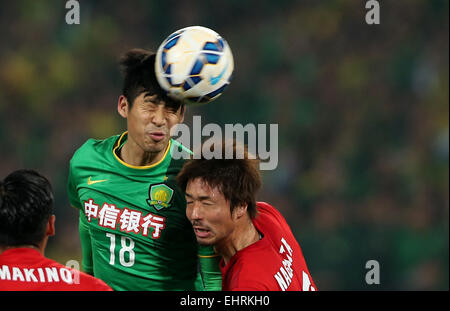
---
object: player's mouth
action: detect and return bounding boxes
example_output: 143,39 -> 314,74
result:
193,226 -> 211,238
148,131 -> 166,142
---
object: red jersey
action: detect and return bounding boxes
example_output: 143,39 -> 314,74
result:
220,202 -> 316,291
0,248 -> 112,291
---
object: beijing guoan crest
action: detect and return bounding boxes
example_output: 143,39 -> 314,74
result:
147,183 -> 174,210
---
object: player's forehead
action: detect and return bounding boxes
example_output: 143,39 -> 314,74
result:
137,91 -> 163,103
137,91 -> 181,109
185,178 -> 225,201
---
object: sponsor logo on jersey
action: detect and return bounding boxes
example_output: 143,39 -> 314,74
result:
83,198 -> 166,239
147,183 -> 174,210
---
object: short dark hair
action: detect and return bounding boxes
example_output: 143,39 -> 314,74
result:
119,48 -> 184,111
0,169 -> 54,247
176,141 -> 262,218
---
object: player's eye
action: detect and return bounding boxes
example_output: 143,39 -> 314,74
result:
164,106 -> 178,114
144,102 -> 158,110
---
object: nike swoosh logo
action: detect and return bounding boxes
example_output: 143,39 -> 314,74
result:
209,61 -> 228,85
87,177 -> 108,185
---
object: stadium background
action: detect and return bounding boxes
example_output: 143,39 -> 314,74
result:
0,0 -> 448,290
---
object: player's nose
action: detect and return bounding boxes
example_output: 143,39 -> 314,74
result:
189,202 -> 203,220
151,106 -> 167,127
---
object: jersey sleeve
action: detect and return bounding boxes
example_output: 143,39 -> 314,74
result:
67,158 -> 82,210
197,244 -> 222,291
78,211 -> 94,275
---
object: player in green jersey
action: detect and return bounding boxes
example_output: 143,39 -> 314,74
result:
67,49 -> 221,291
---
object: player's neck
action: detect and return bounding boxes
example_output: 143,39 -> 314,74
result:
219,219 -> 260,265
120,139 -> 167,167
0,244 -> 44,255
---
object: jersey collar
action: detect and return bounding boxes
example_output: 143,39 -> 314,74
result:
112,131 -> 172,170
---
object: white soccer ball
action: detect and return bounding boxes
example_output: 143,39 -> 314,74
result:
155,26 -> 234,105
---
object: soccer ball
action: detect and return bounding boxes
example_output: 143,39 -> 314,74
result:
155,26 -> 234,105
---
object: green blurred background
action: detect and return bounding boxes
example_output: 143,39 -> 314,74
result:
0,0 -> 448,290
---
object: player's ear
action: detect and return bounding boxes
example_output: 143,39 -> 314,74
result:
233,204 -> 248,220
46,215 -> 56,237
178,104 -> 185,123
117,95 -> 129,118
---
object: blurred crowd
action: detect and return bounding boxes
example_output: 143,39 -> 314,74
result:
0,0 -> 448,290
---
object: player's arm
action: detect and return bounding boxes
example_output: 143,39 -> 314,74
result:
78,211 -> 94,275
67,160 -> 94,275
197,244 -> 222,291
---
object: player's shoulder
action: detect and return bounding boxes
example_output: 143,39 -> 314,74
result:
255,202 -> 298,247
70,134 -> 121,164
256,201 -> 279,215
167,138 -> 193,169
76,270 -> 113,291
170,139 -> 193,158
256,201 -> 287,227
45,258 -> 112,291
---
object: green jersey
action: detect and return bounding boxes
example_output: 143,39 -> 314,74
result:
67,132 -> 221,291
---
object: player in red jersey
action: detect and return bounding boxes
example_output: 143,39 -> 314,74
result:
0,169 -> 111,291
176,141 -> 316,291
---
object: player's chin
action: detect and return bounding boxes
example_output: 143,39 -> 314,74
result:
196,238 -> 215,246
194,233 -> 215,246
144,137 -> 169,152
